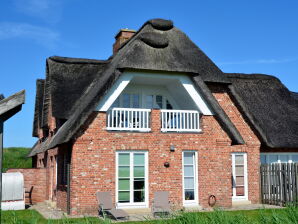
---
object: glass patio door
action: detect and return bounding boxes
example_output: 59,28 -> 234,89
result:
117,151 -> 148,207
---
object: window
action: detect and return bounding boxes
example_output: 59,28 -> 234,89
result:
232,153 -> 248,200
117,151 -> 148,207
112,93 -> 140,108
260,153 -> 298,164
183,151 -> 198,205
60,152 -> 70,185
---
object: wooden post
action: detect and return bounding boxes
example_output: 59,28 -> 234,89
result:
0,120 -> 3,219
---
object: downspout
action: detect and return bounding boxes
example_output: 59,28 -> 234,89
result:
67,163 -> 71,215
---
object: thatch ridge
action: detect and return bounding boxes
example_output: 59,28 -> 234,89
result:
227,73 -> 298,148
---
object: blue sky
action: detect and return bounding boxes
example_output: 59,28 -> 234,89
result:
1,0 -> 297,147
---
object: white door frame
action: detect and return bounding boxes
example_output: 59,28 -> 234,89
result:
182,151 -> 199,206
232,152 -> 248,201
116,151 -> 149,208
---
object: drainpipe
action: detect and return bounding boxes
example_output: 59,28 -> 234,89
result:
67,163 -> 70,215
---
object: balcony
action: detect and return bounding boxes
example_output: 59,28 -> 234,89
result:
106,108 -> 201,133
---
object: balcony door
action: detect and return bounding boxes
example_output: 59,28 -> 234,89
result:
116,151 -> 148,208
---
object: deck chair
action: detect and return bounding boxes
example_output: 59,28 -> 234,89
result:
152,191 -> 171,217
96,192 -> 129,221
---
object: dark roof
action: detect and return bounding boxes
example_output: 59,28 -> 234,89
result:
33,80 -> 45,137
28,19 -> 246,156
116,19 -> 229,83
291,92 -> 298,100
227,73 -> 298,148
40,56 -> 108,128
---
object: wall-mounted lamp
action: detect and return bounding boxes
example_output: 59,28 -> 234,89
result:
170,144 -> 175,152
164,162 -> 170,168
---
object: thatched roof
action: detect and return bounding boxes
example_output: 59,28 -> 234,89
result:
227,73 -> 298,148
40,56 -> 108,129
28,19 -> 254,156
0,94 -> 4,101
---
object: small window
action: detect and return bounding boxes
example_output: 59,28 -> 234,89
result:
155,95 -> 163,109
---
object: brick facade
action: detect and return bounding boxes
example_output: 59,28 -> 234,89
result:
60,85 -> 261,215
28,83 -> 262,216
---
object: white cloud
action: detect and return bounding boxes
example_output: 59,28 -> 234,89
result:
13,0 -> 62,24
0,22 -> 59,48
218,58 -> 298,65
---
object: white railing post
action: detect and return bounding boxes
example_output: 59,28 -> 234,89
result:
160,110 -> 201,132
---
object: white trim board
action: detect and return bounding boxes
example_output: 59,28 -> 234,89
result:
96,71 -> 213,115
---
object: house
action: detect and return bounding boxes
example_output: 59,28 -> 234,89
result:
25,19 -> 298,215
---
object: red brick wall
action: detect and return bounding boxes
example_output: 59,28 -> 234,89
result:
67,83 -> 261,215
7,168 -> 47,204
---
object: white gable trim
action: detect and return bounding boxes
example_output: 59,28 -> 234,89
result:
96,73 -> 133,111
96,71 -> 213,115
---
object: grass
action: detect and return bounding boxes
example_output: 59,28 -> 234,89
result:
1,207 -> 298,224
2,147 -> 32,172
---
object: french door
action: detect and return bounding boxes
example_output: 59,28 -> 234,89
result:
116,151 -> 148,208
183,151 -> 198,206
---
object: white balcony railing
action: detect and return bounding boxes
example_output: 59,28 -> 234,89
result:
107,108 -> 151,132
161,110 -> 201,132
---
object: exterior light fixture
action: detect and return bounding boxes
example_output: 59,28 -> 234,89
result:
170,144 -> 175,152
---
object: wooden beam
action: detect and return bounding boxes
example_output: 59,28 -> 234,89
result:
0,90 -> 25,121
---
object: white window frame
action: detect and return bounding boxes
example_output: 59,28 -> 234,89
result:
260,153 -> 298,164
232,152 -> 248,201
182,151 -> 199,206
116,151 -> 149,208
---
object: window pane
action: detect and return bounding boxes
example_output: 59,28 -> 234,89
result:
134,190 -> 145,202
134,166 -> 145,177
235,155 -> 244,165
184,165 -> 194,177
119,166 -> 130,177
146,95 -> 153,109
112,98 -> 120,108
279,155 -> 289,163
156,95 -> 163,109
236,176 -> 244,185
292,155 -> 298,162
119,154 -> 130,165
134,153 -> 144,166
261,155 -> 266,164
184,153 -> 194,165
134,179 -> 145,190
185,190 -> 194,200
166,100 -> 173,109
236,186 -> 245,196
123,94 -> 130,108
235,165 -> 244,176
184,177 -> 194,189
268,155 -> 278,164
119,179 -> 130,190
132,94 -> 139,108
118,191 -> 130,202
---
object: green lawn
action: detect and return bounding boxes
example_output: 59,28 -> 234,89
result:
2,207 -> 298,224
3,147 -> 32,172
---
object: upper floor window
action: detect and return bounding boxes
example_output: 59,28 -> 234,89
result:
112,93 -> 173,109
261,153 -> 298,164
